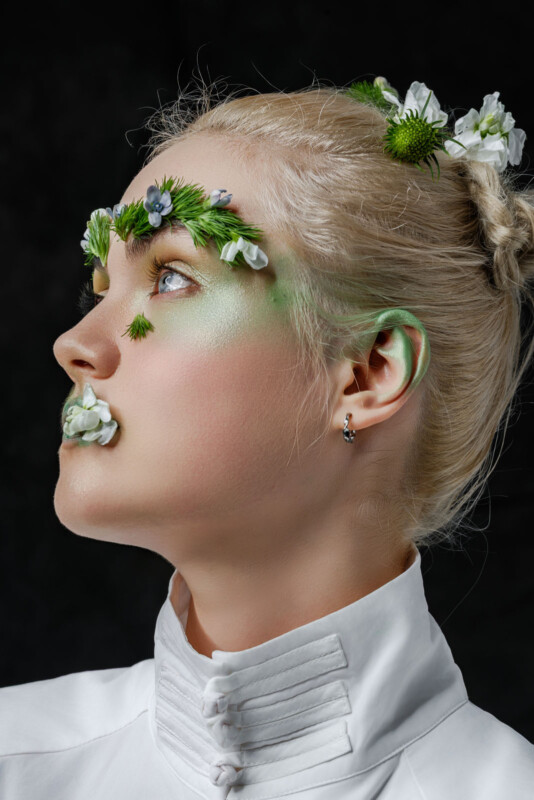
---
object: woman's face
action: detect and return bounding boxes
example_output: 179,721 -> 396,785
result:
53,134 -> 329,561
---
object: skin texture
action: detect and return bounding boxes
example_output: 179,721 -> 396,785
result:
53,133 -> 429,658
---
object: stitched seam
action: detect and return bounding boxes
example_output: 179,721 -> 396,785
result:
404,749 -> 428,800
0,707 -> 149,758
236,650 -> 344,691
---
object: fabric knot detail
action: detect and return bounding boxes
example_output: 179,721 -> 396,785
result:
209,757 -> 241,786
202,688 -> 229,717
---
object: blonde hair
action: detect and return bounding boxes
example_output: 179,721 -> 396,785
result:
144,80 -> 534,548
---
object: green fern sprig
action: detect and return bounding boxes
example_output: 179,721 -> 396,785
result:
108,176 -> 264,268
121,312 -> 155,340
345,79 -> 396,112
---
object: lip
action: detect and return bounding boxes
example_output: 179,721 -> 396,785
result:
60,387 -> 121,445
60,426 -> 121,449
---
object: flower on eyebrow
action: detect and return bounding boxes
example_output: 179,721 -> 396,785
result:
209,188 -> 233,207
80,208 -> 112,266
143,185 -> 173,227
105,203 -> 127,219
220,236 -> 269,270
62,383 -> 118,446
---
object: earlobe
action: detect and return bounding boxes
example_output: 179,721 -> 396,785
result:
333,308 -> 431,433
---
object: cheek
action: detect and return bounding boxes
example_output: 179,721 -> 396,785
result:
118,300 -> 305,510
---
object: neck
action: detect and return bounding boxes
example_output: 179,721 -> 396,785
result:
176,529 -> 415,658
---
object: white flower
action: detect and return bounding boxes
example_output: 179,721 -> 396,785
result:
220,236 -> 269,270
80,208 -> 109,253
62,383 -> 118,446
444,92 -> 526,172
383,81 -> 448,127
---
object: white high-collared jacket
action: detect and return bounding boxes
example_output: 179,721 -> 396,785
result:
1,546 -> 533,799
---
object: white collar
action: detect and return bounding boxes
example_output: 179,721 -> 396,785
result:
150,546 -> 468,799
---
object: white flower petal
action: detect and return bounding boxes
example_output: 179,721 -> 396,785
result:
220,240 -> 239,262
243,245 -> 269,270
454,108 -> 480,135
382,90 -> 401,109
94,400 -> 112,423
81,428 -> 103,442
96,420 -> 118,445
82,384 -> 97,409
508,128 -> 526,165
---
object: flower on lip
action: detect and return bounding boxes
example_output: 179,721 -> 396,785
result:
62,383 -> 119,446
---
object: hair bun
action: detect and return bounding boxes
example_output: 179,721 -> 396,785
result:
461,160 -> 534,293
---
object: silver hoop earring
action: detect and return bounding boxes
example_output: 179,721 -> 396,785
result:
342,413 -> 357,443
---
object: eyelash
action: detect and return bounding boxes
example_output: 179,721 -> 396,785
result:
76,257 -> 196,317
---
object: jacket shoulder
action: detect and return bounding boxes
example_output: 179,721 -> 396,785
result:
405,700 -> 534,799
0,658 -> 154,756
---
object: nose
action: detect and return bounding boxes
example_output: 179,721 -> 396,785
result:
53,316 -> 121,386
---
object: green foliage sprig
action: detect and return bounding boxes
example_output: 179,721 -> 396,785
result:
110,177 -> 264,269
121,312 -> 155,340
346,79 -> 396,112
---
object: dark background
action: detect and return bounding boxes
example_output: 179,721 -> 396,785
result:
2,2 -> 534,743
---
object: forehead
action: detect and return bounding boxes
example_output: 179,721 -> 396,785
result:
121,133 -> 266,228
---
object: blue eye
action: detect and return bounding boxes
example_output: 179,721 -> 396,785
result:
147,258 -> 196,297
77,258 -> 197,318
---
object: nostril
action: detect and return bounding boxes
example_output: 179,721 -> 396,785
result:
73,360 -> 93,368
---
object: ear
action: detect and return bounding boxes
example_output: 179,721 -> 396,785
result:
331,309 -> 430,433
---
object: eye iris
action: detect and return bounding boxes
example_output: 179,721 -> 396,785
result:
159,270 -> 189,294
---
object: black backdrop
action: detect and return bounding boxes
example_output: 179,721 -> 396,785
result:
2,2 -> 534,743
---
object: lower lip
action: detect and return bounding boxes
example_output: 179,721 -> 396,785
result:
61,438 -> 82,448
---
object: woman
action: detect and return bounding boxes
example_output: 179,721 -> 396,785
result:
1,77 -> 533,798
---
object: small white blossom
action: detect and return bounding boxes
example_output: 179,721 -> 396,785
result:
382,81 -> 448,127
444,91 -> 526,172
220,236 -> 269,270
62,383 -> 118,446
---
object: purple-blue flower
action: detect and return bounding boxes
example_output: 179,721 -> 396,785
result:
105,203 -> 127,219
209,188 -> 232,208
143,186 -> 173,227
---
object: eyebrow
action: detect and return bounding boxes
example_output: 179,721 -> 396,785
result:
93,223 -> 194,276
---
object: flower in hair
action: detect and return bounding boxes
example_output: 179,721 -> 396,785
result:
444,92 -> 526,172
143,185 -> 173,227
382,82 -> 459,179
383,81 -> 448,127
209,189 -> 233,207
220,236 -> 269,270
346,78 -> 460,179
62,383 -> 118,446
